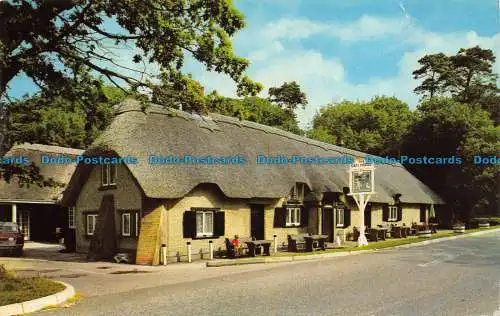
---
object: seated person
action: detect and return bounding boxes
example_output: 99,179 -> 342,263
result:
231,235 -> 242,256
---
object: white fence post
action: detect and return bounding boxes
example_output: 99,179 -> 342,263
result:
209,240 -> 214,260
187,242 -> 192,263
161,244 -> 167,265
273,234 -> 278,253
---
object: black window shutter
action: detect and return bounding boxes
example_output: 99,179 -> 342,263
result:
420,205 -> 426,222
214,211 -> 225,237
397,205 -> 403,221
274,207 -> 286,228
183,211 -> 196,238
344,208 -> 351,227
300,206 -> 308,226
382,204 -> 389,221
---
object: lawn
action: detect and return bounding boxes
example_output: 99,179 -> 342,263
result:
0,265 -> 65,306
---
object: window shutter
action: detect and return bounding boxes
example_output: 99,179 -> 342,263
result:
183,211 -> 196,238
397,205 -> 403,221
382,204 -> 389,221
274,207 -> 286,228
214,211 -> 225,237
300,206 -> 308,226
344,208 -> 351,227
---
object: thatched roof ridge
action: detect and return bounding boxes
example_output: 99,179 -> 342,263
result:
64,99 -> 443,205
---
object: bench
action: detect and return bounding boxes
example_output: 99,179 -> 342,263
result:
287,233 -> 310,252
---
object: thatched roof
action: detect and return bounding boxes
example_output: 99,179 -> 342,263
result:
64,99 -> 444,205
0,143 -> 83,203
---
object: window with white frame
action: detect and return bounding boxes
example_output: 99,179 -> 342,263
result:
68,207 -> 76,229
289,183 -> 305,201
86,214 -> 97,235
122,213 -> 131,236
196,211 -> 214,237
285,207 -> 301,226
101,164 -> 117,186
388,206 -> 398,221
335,208 -> 345,227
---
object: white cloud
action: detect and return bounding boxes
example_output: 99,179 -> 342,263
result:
187,15 -> 500,129
260,15 -> 409,42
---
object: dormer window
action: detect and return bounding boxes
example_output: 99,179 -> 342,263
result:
101,164 -> 117,187
289,183 -> 306,202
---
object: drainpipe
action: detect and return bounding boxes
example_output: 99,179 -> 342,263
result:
317,206 -> 322,235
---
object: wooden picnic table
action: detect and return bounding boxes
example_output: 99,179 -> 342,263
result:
304,234 -> 328,252
245,240 -> 272,257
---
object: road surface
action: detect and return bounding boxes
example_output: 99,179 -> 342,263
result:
39,231 -> 500,316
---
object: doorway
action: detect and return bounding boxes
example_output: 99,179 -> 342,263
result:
322,207 -> 334,242
364,204 -> 372,228
250,205 -> 265,240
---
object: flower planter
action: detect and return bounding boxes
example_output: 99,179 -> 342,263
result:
478,222 -> 490,228
418,230 -> 432,238
453,226 -> 465,233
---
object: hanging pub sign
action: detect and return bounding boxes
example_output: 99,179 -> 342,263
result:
348,158 -> 375,195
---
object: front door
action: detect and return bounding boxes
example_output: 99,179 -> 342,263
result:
364,204 -> 372,228
322,208 -> 334,242
250,205 -> 265,240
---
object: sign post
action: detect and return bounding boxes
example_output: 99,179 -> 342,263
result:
348,158 -> 375,247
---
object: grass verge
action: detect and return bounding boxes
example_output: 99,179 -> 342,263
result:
0,265 -> 65,306
273,226 -> 498,257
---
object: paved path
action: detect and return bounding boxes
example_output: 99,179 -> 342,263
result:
35,231 -> 500,316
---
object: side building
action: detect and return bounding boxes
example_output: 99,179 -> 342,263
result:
62,99 -> 444,264
0,143 -> 83,245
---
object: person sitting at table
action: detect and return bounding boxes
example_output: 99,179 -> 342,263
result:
231,235 -> 242,256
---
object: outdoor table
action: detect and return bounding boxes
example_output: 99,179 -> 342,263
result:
245,240 -> 272,257
376,228 -> 387,240
304,235 -> 328,252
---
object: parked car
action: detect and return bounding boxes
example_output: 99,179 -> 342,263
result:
0,222 -> 24,256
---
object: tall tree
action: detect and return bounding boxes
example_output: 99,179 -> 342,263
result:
402,97 -> 499,221
412,53 -> 452,99
413,46 -> 498,121
268,81 -> 308,113
1,0 -> 262,98
309,96 -> 414,156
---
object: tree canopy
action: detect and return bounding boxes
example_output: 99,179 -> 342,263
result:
402,97 -> 499,220
413,46 -> 498,122
309,96 -> 414,156
1,0 -> 263,98
268,81 -> 308,113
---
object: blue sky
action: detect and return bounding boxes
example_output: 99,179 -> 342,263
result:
7,0 -> 500,128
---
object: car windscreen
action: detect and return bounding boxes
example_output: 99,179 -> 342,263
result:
0,223 -> 18,232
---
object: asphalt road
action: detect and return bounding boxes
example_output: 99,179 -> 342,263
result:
39,231 -> 500,316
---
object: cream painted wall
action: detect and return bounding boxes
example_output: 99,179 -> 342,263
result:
165,184 -> 252,262
75,164 -> 143,253
165,187 -> 314,262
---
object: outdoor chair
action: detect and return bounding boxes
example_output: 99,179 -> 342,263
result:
225,238 -> 236,259
352,227 -> 360,241
391,226 -> 403,238
368,228 -> 379,242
